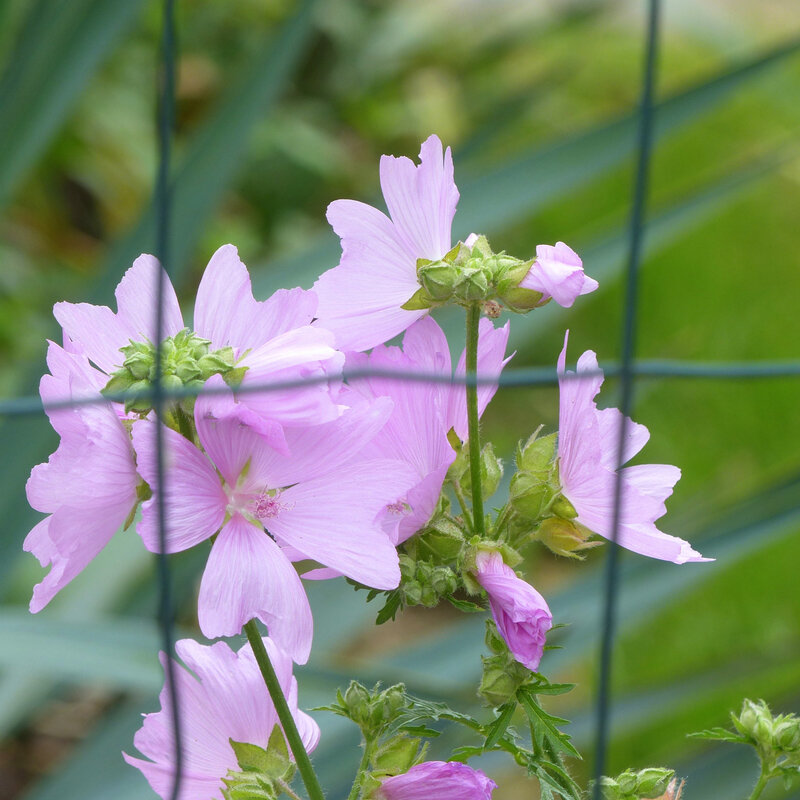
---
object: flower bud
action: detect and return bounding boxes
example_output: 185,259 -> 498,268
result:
635,767 -> 674,797
550,494 -> 578,519
478,656 -> 524,707
775,719 -> 800,751
517,431 -> 557,473
616,770 -> 638,794
454,266 -> 491,302
418,262 -> 460,302
343,681 -> 372,724
371,735 -> 420,774
509,472 -> 553,520
461,443 -> 503,501
537,517 -> 598,559
497,285 -> 544,313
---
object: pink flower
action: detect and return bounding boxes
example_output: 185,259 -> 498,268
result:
377,761 -> 496,800
347,316 -> 511,546
557,332 -> 709,564
24,342 -> 140,612
124,636 -> 319,800
54,245 -> 342,433
520,242 -> 598,308
475,551 -> 552,671
314,135 -> 459,351
132,376 -> 409,660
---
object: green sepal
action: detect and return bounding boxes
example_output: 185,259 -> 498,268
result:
223,365 -> 249,388
371,735 -> 421,773
401,286 -> 435,310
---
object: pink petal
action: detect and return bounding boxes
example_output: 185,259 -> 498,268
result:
115,254 -> 183,344
314,199 -> 425,352
53,301 -> 132,375
193,244 -> 317,351
24,506 -> 127,613
197,515 -> 313,662
595,407 -> 650,469
271,459 -> 409,590
237,327 -> 344,427
521,242 -> 598,308
379,761 -> 496,800
132,420 -> 226,553
379,134 -> 459,260
476,552 -> 552,672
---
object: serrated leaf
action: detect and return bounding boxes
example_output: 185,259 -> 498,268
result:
518,690 -> 581,760
687,727 -> 749,744
446,596 -> 485,613
376,590 -> 402,625
484,702 -> 516,750
399,725 -> 441,737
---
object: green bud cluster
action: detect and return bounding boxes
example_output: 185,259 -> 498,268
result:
398,554 -> 458,608
101,328 -> 244,416
401,236 -> 543,313
478,620 -> 535,707
597,767 -> 676,800
508,428 -> 600,558
448,441 -> 503,503
338,681 -> 407,739
733,699 -> 800,755
222,727 -> 295,800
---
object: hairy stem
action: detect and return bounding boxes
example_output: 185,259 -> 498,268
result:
465,303 -> 486,537
747,767 -> 770,800
243,620 -> 325,800
450,479 -> 473,531
346,738 -> 375,800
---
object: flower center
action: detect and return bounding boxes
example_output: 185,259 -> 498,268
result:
251,488 -> 292,520
386,499 -> 410,515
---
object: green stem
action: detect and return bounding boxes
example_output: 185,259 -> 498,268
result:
465,303 -> 486,537
277,779 -> 304,800
243,620 -> 325,800
493,502 -> 511,538
450,479 -> 473,531
747,767 -> 770,800
346,739 -> 375,800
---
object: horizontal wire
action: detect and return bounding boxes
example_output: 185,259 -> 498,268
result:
1,359 -> 799,418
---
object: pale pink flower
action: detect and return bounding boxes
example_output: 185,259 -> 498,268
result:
557,332 -> 709,564
24,342 -> 139,612
377,761 -> 496,800
124,637 -> 319,800
347,316 -> 511,546
132,376 -> 409,660
520,242 -> 598,308
475,551 -> 552,671
314,135 -> 459,351
54,245 -> 342,433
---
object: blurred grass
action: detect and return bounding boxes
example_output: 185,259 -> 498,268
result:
1,1 -> 799,798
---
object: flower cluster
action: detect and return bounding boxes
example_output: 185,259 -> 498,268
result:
25,135 -> 709,800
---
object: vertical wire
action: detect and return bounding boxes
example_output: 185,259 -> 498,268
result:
592,0 -> 661,793
153,1 -> 183,798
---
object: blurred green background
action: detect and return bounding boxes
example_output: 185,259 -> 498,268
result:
0,0 -> 799,798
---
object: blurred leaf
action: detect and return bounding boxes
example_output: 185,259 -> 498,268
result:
0,0 -> 145,207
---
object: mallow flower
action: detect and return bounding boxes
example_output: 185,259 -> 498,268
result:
24,341 -> 140,612
314,135 -> 459,352
347,315 -> 511,546
376,761 -> 496,800
54,245 -> 342,437
315,135 -> 595,352
124,637 -> 319,800
475,550 -> 552,672
132,376 -> 414,661
556,332 -> 709,564
520,242 -> 598,308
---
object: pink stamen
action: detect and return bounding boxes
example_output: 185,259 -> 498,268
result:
253,489 -> 290,520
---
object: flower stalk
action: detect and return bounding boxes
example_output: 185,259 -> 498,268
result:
243,619 -> 325,800
466,302 -> 486,537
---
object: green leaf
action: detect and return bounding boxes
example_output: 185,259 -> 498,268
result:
518,689 -> 581,760
687,727 -> 750,744
483,702 -> 517,749
446,596 -> 485,613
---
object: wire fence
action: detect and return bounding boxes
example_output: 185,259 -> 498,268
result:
1,1 -> 799,799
